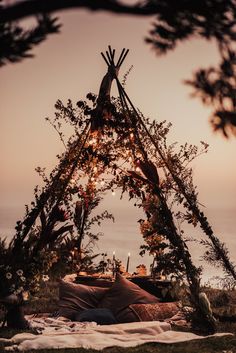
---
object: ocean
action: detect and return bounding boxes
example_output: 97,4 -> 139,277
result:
0,200 -> 235,286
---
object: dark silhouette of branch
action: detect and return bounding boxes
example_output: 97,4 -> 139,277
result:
0,0 -> 158,22
0,14 -> 60,66
146,1 -> 236,54
186,49 -> 236,138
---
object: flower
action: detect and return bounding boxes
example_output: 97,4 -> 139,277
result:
139,220 -> 151,236
42,275 -> 49,282
6,272 -> 12,280
16,269 -> 23,276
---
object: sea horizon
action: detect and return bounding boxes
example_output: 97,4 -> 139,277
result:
0,201 -> 235,287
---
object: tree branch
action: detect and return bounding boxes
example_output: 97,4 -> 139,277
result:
0,0 -> 158,23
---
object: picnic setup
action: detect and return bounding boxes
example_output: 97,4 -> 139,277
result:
0,47 -> 235,351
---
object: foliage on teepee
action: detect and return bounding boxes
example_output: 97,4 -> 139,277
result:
0,47 -> 235,333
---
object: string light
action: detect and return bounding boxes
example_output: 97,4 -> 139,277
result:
89,138 -> 97,146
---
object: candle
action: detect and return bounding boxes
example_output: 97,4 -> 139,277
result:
102,253 -> 105,273
126,252 -> 130,273
112,251 -> 116,277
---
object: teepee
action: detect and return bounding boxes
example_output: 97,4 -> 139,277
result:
8,46 -> 236,333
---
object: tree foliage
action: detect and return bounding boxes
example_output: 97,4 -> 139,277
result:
0,2 -> 60,66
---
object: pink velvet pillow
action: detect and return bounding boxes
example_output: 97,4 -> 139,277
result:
129,302 -> 181,321
58,280 -> 109,320
98,273 -> 160,323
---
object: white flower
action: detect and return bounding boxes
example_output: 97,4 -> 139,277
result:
16,269 -> 23,276
6,272 -> 12,279
42,275 -> 49,282
63,273 -> 77,283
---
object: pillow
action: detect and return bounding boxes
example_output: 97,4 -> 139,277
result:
98,273 -> 160,323
129,302 -> 181,322
58,280 -> 109,320
75,308 -> 117,325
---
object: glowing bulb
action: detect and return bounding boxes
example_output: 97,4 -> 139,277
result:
94,166 -> 98,173
91,177 -> 95,181
112,190 -> 116,196
89,138 -> 97,146
130,132 -> 134,139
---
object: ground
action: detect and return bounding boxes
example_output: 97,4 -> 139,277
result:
0,281 -> 236,352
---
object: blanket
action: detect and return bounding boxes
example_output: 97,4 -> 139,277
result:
0,316 -> 232,351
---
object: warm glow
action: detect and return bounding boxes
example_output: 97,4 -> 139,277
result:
0,8 -> 236,281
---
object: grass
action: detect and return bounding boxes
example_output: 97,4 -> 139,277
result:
0,282 -> 236,352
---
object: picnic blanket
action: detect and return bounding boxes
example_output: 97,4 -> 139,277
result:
0,315 -> 232,351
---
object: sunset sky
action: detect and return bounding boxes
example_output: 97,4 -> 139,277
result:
0,7 -> 236,274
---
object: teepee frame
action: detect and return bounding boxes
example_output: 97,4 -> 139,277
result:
10,47 -> 236,332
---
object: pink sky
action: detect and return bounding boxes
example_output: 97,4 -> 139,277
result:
1,9 -> 236,204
